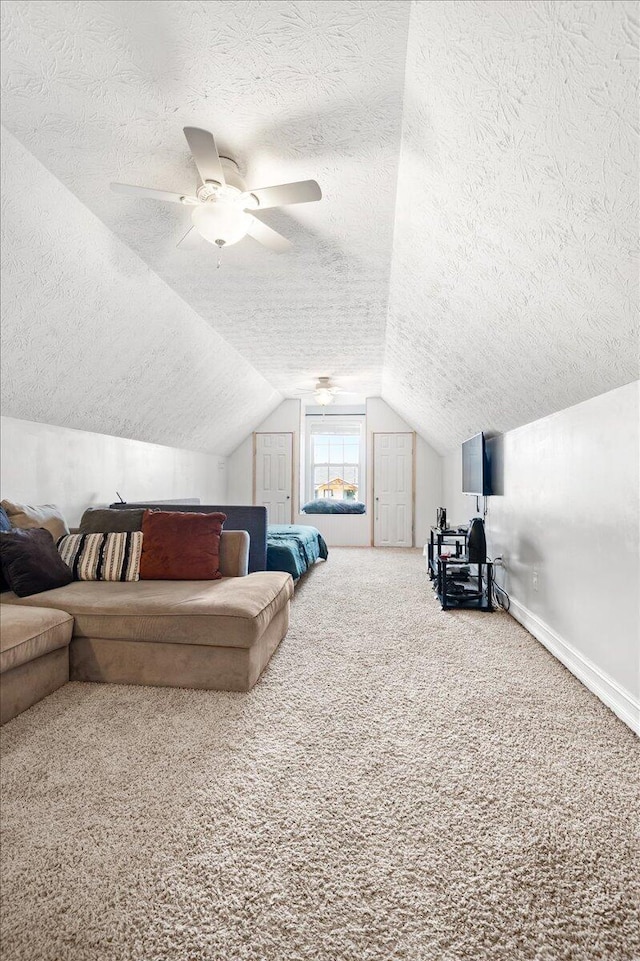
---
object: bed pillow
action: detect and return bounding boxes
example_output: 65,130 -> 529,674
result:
58,532 -> 143,582
140,510 -> 226,580
301,498 -> 366,515
0,528 -> 73,597
1,499 -> 70,541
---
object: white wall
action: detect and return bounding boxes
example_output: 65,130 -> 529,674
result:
442,382 -> 640,733
0,417 -> 227,527
227,396 -> 442,547
227,399 -> 301,507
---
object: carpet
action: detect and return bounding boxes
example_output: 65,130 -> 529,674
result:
1,548 -> 638,961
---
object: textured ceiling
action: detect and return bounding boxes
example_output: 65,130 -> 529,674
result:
1,0 -> 638,455
1,129 -> 281,455
0,0 -> 411,402
384,0 -> 639,451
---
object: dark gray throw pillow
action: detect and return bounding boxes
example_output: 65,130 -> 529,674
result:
78,508 -> 144,534
0,528 -> 73,597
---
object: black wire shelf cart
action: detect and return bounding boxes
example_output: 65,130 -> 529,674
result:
427,527 -> 494,612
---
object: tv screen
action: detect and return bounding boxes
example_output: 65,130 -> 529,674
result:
462,432 -> 491,496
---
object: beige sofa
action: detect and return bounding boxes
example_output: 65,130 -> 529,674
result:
0,605 -> 73,724
0,531 -> 294,723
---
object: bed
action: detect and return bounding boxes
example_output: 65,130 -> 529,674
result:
267,524 -> 328,580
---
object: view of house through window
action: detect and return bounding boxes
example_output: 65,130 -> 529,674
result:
306,417 -> 365,504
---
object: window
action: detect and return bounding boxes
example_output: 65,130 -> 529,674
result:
305,416 -> 365,506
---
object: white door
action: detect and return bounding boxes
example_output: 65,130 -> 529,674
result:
373,433 -> 414,547
254,433 -> 293,523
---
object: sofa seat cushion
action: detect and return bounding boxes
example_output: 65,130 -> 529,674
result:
1,573 -> 293,650
0,605 -> 73,674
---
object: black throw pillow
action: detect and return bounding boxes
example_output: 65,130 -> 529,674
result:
0,528 -> 73,597
0,506 -> 11,592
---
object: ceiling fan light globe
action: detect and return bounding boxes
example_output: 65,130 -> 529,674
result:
314,388 -> 334,406
191,203 -> 252,247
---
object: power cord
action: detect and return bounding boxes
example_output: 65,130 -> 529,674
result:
491,581 -> 511,612
485,556 -> 511,611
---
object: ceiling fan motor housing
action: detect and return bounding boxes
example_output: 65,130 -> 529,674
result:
195,158 -> 246,199
217,157 -> 246,193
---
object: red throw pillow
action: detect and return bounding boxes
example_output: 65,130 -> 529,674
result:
139,511 -> 227,580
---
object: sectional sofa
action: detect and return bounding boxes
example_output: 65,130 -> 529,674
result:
0,520 -> 294,724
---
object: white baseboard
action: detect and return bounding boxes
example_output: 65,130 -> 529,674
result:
508,597 -> 640,736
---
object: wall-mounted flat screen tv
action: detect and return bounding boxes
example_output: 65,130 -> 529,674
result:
462,432 -> 492,496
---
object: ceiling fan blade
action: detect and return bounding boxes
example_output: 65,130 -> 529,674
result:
246,215 -> 292,253
110,182 -> 194,204
246,180 -> 322,210
183,127 -> 225,184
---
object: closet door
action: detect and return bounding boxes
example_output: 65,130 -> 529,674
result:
253,433 -> 293,524
373,433 -> 414,546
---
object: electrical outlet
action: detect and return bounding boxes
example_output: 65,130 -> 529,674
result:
532,569 -> 539,592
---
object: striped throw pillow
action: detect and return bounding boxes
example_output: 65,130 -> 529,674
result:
57,532 -> 143,582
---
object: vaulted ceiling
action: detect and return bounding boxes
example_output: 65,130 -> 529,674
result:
1,0 -> 637,455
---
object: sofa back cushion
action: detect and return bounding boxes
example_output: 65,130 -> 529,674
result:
79,508 -> 144,534
58,532 -> 144,582
140,510 -> 227,580
0,528 -> 73,597
108,504 -> 267,574
1,499 -> 69,541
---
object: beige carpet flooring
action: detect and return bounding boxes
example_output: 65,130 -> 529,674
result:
1,548 -> 639,961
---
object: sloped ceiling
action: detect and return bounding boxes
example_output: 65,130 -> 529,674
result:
1,129 -> 281,455
0,0 -> 411,406
1,0 -> 637,455
384,0 -> 639,451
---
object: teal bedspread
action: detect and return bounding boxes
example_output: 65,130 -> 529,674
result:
267,524 -> 328,580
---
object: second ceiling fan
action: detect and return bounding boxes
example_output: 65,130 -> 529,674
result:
111,127 -> 322,254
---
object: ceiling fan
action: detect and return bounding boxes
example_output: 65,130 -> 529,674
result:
110,127 -> 322,254
294,377 -> 351,407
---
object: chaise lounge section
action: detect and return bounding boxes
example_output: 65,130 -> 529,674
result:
0,530 -> 294,722
0,605 -> 73,724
